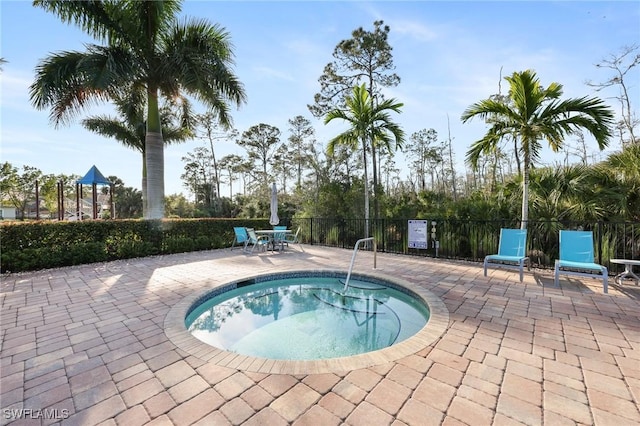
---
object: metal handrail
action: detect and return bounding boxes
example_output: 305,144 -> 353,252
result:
342,237 -> 377,293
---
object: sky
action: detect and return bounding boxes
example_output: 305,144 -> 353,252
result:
1,0 -> 639,197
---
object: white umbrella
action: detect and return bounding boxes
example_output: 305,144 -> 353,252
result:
269,182 -> 279,226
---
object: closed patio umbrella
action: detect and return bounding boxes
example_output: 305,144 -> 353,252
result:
269,182 -> 279,226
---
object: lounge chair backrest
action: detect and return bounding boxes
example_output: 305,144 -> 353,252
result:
284,226 -> 300,244
273,225 -> 287,241
234,227 -> 248,243
246,228 -> 259,243
559,230 -> 595,263
498,228 -> 527,257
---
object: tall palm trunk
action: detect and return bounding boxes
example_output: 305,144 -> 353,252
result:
368,80 -> 379,221
145,88 -> 164,219
362,135 -> 370,237
207,141 -> 220,198
446,114 -> 457,201
521,149 -> 531,230
141,155 -> 147,217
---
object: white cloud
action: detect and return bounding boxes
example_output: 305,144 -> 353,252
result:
251,66 -> 295,82
391,19 -> 439,42
1,69 -> 36,111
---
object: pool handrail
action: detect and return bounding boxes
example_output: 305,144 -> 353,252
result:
342,237 -> 377,293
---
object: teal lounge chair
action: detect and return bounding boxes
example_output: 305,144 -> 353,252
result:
231,227 -> 249,251
484,228 -> 530,282
272,225 -> 288,251
554,230 -> 608,293
246,228 -> 270,253
283,226 -> 301,248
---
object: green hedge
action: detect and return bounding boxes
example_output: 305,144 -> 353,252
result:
0,218 -> 269,273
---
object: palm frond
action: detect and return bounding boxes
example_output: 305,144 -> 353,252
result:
33,0 -> 115,41
82,115 -> 142,152
163,19 -> 246,110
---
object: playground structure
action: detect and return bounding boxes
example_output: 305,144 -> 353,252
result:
7,165 -> 117,221
56,165 -> 115,220
57,191 -> 113,221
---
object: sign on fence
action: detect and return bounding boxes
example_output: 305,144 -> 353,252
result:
408,220 -> 428,249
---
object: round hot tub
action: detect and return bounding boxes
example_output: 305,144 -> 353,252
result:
165,270 -> 449,374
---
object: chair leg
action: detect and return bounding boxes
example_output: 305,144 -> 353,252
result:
602,266 -> 608,294
483,258 -> 488,277
554,261 -> 560,287
519,260 -> 524,282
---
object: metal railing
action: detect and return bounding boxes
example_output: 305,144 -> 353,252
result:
342,237 -> 377,293
287,218 -> 640,276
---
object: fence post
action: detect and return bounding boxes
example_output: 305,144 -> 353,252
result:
597,221 -> 603,265
35,179 -> 40,220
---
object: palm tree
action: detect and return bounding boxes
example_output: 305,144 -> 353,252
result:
594,144 -> 640,221
324,83 -> 404,236
528,165 -> 599,222
605,143 -> 640,182
29,0 -> 246,219
462,69 -> 614,228
82,89 -> 194,216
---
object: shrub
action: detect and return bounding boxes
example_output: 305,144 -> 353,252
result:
0,218 -> 269,273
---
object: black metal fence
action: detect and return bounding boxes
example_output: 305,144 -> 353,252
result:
289,218 -> 640,275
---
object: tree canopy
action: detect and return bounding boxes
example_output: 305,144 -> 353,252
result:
30,0 -> 246,219
462,69 -> 615,228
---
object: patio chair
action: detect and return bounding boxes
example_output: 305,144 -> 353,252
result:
483,228 -> 530,282
231,227 -> 249,251
246,228 -> 270,253
272,225 -> 288,251
283,226 -> 301,248
554,230 -> 608,293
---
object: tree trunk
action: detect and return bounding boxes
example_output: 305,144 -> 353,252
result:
145,133 -> 164,219
446,115 -> 457,201
367,78 -> 381,222
212,148 -> 220,198
141,153 -> 147,218
513,137 -> 522,176
362,136 -> 370,238
521,153 -> 530,230
145,88 -> 164,219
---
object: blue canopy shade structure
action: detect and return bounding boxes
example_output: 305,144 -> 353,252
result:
77,165 -> 111,185
74,166 -> 113,220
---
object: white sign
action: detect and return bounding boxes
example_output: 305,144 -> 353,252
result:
408,220 -> 428,249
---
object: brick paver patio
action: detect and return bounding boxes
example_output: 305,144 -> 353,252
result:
1,245 -> 639,425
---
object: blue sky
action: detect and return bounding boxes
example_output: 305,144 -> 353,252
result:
2,1 -> 639,197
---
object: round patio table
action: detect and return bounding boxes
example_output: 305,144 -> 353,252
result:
610,259 -> 640,285
255,229 -> 292,251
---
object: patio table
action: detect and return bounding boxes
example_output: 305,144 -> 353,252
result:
610,258 -> 640,285
255,229 -> 292,251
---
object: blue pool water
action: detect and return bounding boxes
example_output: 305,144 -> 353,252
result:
185,275 -> 430,360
